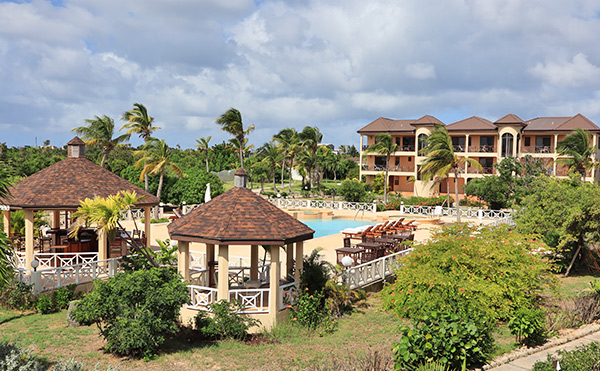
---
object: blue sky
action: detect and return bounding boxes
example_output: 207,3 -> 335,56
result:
1,0 -> 600,149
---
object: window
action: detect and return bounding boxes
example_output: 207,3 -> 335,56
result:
524,136 -> 530,146
408,156 -> 412,162
395,157 -> 400,165
452,136 -> 466,152
418,134 -> 427,153
480,136 -> 495,146
395,177 -> 399,185
535,137 -> 551,147
501,133 -> 514,157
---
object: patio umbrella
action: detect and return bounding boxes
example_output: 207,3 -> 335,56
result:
204,183 -> 211,203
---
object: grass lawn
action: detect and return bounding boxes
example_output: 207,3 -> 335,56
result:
0,294 -> 403,371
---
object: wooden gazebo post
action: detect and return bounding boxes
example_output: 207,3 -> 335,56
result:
24,209 -> 35,270
2,207 -> 10,236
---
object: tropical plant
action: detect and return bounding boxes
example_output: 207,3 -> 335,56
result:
274,128 -> 300,193
0,231 -> 11,288
226,137 -> 255,169
135,138 -> 183,202
299,126 -> 325,192
365,133 -> 397,203
195,136 -> 212,172
420,126 -> 482,222
194,299 -> 259,340
72,115 -> 130,168
258,141 -> 283,192
532,342 -> 600,371
121,103 -> 160,190
556,128 -> 598,182
215,108 -> 255,170
508,307 -> 547,346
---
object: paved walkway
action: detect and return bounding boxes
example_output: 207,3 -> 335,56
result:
488,327 -> 600,370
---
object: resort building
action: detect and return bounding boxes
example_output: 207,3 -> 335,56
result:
358,113 -> 600,198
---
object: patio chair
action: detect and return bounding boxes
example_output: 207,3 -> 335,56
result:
343,237 -> 352,248
38,228 -> 53,253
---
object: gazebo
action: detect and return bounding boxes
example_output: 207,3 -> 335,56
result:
1,137 -> 159,271
168,169 -> 314,328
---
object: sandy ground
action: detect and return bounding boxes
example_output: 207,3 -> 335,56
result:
120,209 -> 494,266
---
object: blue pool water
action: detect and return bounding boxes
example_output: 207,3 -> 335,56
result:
299,218 -> 373,239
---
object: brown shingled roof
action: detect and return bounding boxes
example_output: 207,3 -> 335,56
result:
446,116 -> 496,131
524,117 -> 570,131
67,136 -> 86,145
555,113 -> 600,132
357,117 -> 416,134
3,157 -> 159,209
495,114 -> 525,125
411,115 -> 444,125
168,187 -> 314,245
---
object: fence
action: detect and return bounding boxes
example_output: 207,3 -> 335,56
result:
269,198 -> 377,212
343,248 -> 413,290
120,208 -> 164,221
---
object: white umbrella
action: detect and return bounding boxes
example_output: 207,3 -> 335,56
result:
204,183 -> 211,203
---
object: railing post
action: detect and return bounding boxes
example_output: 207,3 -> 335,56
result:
478,209 -> 483,224
400,201 -> 404,214
31,271 -> 42,294
109,259 -> 118,276
372,202 -> 377,213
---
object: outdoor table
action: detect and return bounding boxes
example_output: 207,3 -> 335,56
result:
335,247 -> 365,267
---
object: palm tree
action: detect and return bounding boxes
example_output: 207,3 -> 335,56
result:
226,137 -> 255,168
295,151 -> 313,189
258,141 -> 283,192
121,103 -> 161,191
556,129 -> 598,182
135,139 -> 183,202
420,125 -> 482,222
274,128 -> 300,193
215,108 -> 255,170
299,126 -> 324,191
72,115 -> 130,167
195,136 -> 212,172
365,133 -> 397,204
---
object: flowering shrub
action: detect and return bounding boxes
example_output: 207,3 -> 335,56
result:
290,288 -> 330,330
383,224 -> 554,322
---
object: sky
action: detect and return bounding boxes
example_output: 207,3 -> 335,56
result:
1,0 -> 600,150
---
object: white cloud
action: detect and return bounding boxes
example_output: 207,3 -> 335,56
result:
405,63 -> 436,80
529,53 -> 600,87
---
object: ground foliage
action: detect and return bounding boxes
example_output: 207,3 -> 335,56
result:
532,341 -> 600,371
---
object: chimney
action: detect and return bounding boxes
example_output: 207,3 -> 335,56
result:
234,168 -> 248,188
67,137 -> 86,158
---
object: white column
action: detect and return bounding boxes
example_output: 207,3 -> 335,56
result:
250,244 -> 259,281
294,241 -> 304,283
218,244 -> 229,301
98,229 -> 107,262
25,209 -> 34,270
269,245 -> 281,317
177,240 -> 190,281
359,135 -> 364,179
286,243 -> 294,279
2,210 -> 10,236
144,207 -> 151,248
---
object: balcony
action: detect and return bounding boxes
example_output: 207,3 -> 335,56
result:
397,145 -> 415,152
362,145 -> 369,151
468,145 -> 495,153
522,146 -> 553,154
453,145 -> 465,153
361,164 -> 414,172
467,167 -> 494,175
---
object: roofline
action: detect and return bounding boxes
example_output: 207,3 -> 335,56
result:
5,201 -> 159,210
169,233 -> 314,245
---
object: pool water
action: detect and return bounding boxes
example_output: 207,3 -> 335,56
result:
299,218 -> 373,238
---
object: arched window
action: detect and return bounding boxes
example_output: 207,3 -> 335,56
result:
501,133 -> 514,157
418,134 -> 427,154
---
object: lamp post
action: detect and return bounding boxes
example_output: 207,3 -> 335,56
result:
30,259 -> 39,272
341,256 -> 353,285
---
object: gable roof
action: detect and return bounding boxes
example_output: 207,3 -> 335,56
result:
411,115 -> 444,125
357,117 -> 416,134
555,113 -> 600,132
3,157 -> 159,209
495,113 -> 525,125
168,187 -> 314,245
446,116 -> 496,131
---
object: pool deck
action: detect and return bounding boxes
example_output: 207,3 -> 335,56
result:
121,209 -> 494,266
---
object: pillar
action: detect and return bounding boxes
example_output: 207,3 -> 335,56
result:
250,244 -> 259,281
25,209 -> 34,270
98,229 -> 108,262
217,244 -> 229,301
177,240 -> 190,281
295,241 -> 304,283
359,135 -> 363,179
286,243 -> 294,279
144,207 -> 151,248
207,244 -> 215,287
2,209 -> 10,237
53,210 -> 60,228
269,245 -> 280,318
466,134 -> 470,153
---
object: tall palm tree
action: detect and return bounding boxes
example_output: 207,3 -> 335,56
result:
226,137 -> 255,168
365,133 -> 397,204
72,115 -> 130,168
295,150 -> 313,189
135,139 -> 183,202
420,125 -> 481,222
258,141 -> 284,192
215,108 -> 255,170
556,129 -> 598,182
299,126 -> 324,191
195,136 -> 212,172
121,103 -> 161,190
274,128 -> 300,193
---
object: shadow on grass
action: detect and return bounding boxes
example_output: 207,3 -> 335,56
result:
0,311 -> 36,325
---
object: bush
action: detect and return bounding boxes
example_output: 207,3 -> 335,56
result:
195,300 -> 258,341
0,280 -> 36,311
338,179 -> 368,202
508,307 -> 547,346
393,311 -> 494,369
291,288 -> 330,330
54,284 -> 77,310
36,294 -> 54,314
383,224 -> 554,322
532,341 -> 600,371
71,268 -> 188,358
0,341 -> 44,371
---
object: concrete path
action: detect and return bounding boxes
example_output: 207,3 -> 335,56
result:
489,327 -> 600,370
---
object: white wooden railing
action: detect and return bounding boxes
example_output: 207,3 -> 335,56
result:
230,288 -> 270,313
279,282 -> 300,310
397,205 -> 512,220
11,251 -> 98,270
344,248 -> 414,290
120,208 -> 163,221
484,215 -> 516,227
268,198 -> 377,212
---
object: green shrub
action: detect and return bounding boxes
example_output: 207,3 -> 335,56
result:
338,179 -> 368,202
195,300 -> 258,340
291,288 -> 330,330
383,224 -> 554,322
0,341 -> 44,371
508,307 -> 547,346
36,294 -> 54,314
0,280 -> 36,311
393,311 -> 493,369
532,341 -> 600,371
71,268 -> 188,358
54,284 -> 77,310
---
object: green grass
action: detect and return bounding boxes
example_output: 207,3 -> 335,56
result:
555,273 -> 596,298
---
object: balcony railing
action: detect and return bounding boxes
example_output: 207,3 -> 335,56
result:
361,164 -> 414,172
468,145 -> 495,153
453,145 -> 466,152
522,146 -> 554,154
467,166 -> 494,175
397,145 -> 415,152
362,145 -> 369,151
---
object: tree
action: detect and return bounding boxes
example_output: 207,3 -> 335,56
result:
136,139 -> 183,202
258,141 -> 283,192
365,133 -> 397,204
556,128 -> 598,182
121,103 -> 161,191
0,172 -> 12,288
215,108 -> 255,170
420,125 -> 481,222
195,136 -> 212,173
299,126 -> 324,192
163,168 -> 223,205
338,179 -> 368,202
274,128 -> 300,193
226,137 -> 254,169
72,115 -> 130,168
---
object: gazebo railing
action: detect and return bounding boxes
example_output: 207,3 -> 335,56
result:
35,252 -> 98,270
189,251 -> 267,269
279,282 -> 300,310
230,288 -> 270,313
188,285 -> 218,309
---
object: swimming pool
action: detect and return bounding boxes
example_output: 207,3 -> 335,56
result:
299,218 -> 373,238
